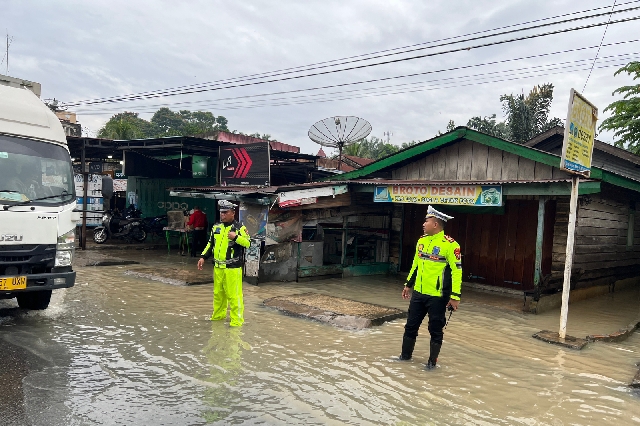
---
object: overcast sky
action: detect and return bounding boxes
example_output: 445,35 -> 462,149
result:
2,0 -> 638,154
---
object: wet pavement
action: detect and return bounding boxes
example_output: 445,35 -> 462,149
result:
1,250 -> 640,425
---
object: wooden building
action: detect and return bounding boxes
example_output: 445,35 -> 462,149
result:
327,127 -> 640,309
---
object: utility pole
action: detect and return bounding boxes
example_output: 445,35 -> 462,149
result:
4,32 -> 13,75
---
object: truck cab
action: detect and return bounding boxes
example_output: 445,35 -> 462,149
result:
0,74 -> 78,310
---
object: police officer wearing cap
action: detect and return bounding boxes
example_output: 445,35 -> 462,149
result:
197,200 -> 251,326
399,205 -> 462,369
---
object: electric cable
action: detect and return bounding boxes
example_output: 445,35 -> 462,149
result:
77,54 -> 634,115
583,0 -> 619,92
75,40 -> 640,114
63,11 -> 640,107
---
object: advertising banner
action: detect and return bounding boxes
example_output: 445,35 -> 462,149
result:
219,142 -> 270,186
239,203 -> 268,239
560,89 -> 598,176
278,185 -> 348,208
373,184 -> 502,206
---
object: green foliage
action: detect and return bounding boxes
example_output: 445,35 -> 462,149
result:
466,114 -> 509,139
98,108 -> 230,140
599,61 -> 640,154
248,133 -> 272,141
97,112 -> 149,139
500,83 -> 562,143
448,83 -> 561,143
400,140 -> 420,149
339,136 -> 403,160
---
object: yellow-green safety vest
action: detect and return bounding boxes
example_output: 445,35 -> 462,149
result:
406,230 -> 462,300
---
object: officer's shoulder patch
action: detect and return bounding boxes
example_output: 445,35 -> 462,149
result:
444,235 -> 456,243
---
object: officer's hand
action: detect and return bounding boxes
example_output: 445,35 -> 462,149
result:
402,286 -> 411,300
447,299 -> 460,311
227,231 -> 237,240
197,258 -> 204,270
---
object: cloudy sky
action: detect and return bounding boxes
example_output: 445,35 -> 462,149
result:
2,0 -> 638,154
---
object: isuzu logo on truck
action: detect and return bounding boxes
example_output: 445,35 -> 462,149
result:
0,234 -> 23,242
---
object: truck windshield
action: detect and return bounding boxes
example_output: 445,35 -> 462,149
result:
0,135 -> 74,205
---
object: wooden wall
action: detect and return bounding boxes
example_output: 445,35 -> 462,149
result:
551,192 -> 640,288
391,139 -> 572,181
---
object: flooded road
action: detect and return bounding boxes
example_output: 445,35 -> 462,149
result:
1,255 -> 640,425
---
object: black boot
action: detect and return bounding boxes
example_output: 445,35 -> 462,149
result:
398,336 -> 416,361
425,341 -> 441,370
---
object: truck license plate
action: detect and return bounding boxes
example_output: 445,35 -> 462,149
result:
0,276 -> 27,290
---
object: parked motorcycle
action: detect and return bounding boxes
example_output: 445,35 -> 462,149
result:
93,210 -> 147,244
141,214 -> 168,238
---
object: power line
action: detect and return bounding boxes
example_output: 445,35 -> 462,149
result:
64,9 -> 640,107
77,54 -> 633,115
583,0 -> 618,93
78,0 -> 640,105
75,39 -> 640,114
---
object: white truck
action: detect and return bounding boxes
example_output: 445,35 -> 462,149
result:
0,74 -> 78,310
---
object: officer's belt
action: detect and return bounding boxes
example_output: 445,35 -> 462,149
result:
214,257 -> 240,265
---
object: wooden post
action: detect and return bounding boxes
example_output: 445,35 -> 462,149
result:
81,141 -> 88,250
559,176 -> 579,339
533,196 -> 546,287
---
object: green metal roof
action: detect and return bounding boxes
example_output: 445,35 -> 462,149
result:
326,127 -> 640,194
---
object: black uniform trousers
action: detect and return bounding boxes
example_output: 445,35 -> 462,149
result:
403,291 -> 448,345
191,229 -> 207,257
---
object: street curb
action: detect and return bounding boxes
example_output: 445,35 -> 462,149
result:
532,330 -> 588,350
587,319 -> 640,343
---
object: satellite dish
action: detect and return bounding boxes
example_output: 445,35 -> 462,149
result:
308,116 -> 372,171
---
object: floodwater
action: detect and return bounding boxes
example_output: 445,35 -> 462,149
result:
1,257 -> 640,425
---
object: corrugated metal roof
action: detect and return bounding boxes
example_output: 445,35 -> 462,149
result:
329,178 -> 593,185
169,178 -> 592,197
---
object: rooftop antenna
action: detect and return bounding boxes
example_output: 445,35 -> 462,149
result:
308,116 -> 372,171
3,32 -> 13,75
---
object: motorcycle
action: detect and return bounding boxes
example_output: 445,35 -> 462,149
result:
140,214 -> 168,238
93,210 -> 147,244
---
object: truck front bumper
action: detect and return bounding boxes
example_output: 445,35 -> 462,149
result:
0,270 -> 76,298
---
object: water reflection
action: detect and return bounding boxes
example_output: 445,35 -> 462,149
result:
1,268 -> 639,425
201,323 -> 250,423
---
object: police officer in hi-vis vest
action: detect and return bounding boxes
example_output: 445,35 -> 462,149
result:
197,200 -> 251,327
399,205 -> 462,370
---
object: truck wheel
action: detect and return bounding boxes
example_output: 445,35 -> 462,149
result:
16,290 -> 52,310
93,227 -> 108,244
131,227 -> 147,243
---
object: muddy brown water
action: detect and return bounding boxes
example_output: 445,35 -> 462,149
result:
1,257 -> 640,425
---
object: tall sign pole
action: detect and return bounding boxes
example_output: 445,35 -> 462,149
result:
558,89 -> 598,339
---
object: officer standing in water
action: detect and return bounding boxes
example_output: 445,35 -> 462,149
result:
197,200 -> 251,327
399,205 -> 462,370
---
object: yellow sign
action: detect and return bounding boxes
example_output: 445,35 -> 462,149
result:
373,184 -> 502,206
560,89 -> 598,176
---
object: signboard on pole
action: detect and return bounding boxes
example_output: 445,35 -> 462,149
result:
555,89 -> 598,341
219,142 -> 270,186
373,184 -> 502,206
560,89 -> 598,177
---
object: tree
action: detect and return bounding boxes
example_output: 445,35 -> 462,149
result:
99,108 -> 230,140
338,136 -> 399,160
400,140 -> 420,149
466,114 -> 509,139
500,83 -> 562,143
97,112 -> 150,139
599,62 -> 640,154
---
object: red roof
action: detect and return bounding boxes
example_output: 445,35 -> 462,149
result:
317,148 -> 326,158
343,155 -> 374,166
215,131 -> 300,153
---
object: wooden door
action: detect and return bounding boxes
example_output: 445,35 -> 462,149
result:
400,200 -> 538,291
